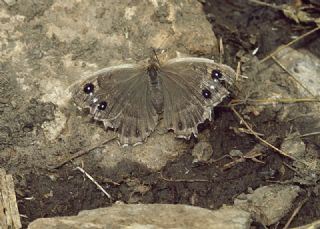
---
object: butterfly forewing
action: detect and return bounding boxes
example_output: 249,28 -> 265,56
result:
72,65 -> 159,145
72,64 -> 142,111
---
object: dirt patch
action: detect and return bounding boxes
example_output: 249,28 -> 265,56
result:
0,0 -> 319,228
16,105 -> 294,228
203,0 -> 320,60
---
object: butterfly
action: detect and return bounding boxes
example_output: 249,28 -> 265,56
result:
72,57 -> 236,146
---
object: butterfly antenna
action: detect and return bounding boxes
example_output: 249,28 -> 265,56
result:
152,48 -> 161,66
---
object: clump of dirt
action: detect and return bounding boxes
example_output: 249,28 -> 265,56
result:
0,71 -> 55,151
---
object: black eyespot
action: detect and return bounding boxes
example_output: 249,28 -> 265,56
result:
83,83 -> 94,94
202,89 -> 212,99
178,121 -> 183,130
97,101 -> 107,110
211,69 -> 222,80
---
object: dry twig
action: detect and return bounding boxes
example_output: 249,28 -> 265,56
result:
219,38 -> 224,64
231,106 -> 297,161
230,97 -> 319,106
271,56 -> 316,97
49,137 -> 117,170
222,150 -> 265,170
159,172 -> 209,183
282,161 -> 305,178
282,192 -> 310,229
285,131 -> 320,140
260,26 -> 320,63
75,166 -> 112,199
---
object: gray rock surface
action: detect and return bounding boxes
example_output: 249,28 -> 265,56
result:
281,132 -> 306,159
3,0 -> 16,6
234,185 -> 300,226
0,0 -> 219,171
28,204 -> 252,229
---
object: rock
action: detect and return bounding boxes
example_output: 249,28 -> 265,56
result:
281,133 -> 320,185
281,132 -> 306,158
192,142 -> 213,163
274,47 -> 320,148
229,149 -> 243,157
234,185 -> 300,226
0,0 -> 220,171
28,204 -> 252,229
275,47 -> 320,97
3,0 -> 16,6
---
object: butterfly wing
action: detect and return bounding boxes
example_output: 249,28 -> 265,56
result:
160,57 -> 236,138
72,64 -> 159,146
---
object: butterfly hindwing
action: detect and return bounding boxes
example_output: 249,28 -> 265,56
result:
160,57 -> 236,138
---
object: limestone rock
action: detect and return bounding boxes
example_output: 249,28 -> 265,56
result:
0,0 -> 220,171
28,204 -> 251,229
234,185 -> 300,226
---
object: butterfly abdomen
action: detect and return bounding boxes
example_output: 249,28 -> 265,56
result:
147,65 -> 164,114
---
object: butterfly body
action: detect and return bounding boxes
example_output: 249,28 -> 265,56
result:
147,63 -> 164,114
72,57 -> 236,146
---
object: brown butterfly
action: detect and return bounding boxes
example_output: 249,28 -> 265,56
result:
72,57 -> 236,146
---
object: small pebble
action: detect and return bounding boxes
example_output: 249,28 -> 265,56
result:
229,149 -> 243,157
192,142 -> 213,163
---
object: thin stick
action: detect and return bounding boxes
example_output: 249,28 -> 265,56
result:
282,161 -> 304,177
159,172 -> 209,182
271,56 -> 315,97
236,61 -> 241,81
260,26 -> 320,63
285,131 -> 320,140
249,0 -> 282,10
219,38 -> 224,64
298,131 -> 320,138
230,97 -> 319,106
231,106 -> 297,161
49,137 -> 117,170
75,166 -> 112,199
282,193 -> 310,229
